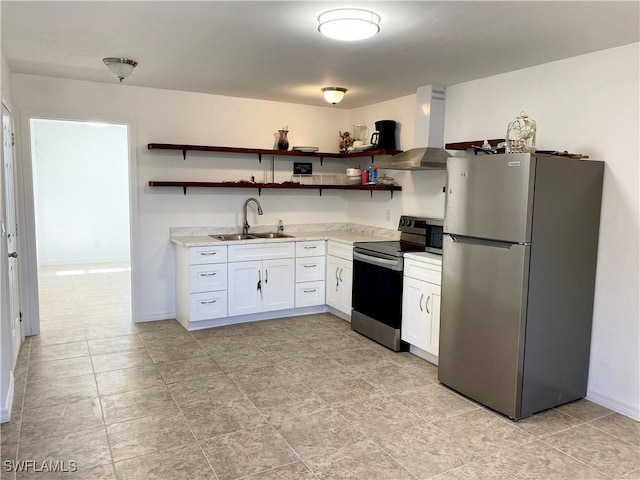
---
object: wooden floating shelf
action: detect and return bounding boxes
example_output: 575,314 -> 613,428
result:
445,139 -> 505,150
148,181 -> 402,198
148,143 -> 401,164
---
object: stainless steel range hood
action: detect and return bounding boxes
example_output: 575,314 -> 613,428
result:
376,85 -> 451,170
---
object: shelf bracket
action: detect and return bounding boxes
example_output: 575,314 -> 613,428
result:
182,150 -> 187,160
320,157 -> 324,166
183,186 -> 187,195
390,190 -> 394,199
258,187 -> 262,196
258,153 -> 262,164
370,190 -> 373,198
371,155 -> 375,163
318,188 -> 323,197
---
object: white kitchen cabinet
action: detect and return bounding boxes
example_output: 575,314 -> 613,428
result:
294,241 -> 326,308
227,243 -> 295,316
401,254 -> 442,362
325,241 -> 353,317
175,245 -> 229,328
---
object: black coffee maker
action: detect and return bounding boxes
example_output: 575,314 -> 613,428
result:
370,120 -> 396,150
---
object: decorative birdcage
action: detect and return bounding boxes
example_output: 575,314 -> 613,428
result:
506,111 -> 536,153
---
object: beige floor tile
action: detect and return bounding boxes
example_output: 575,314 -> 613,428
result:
14,463 -> 116,480
29,340 -> 89,363
336,395 -> 422,441
227,364 -> 299,394
20,397 -> 103,441
181,397 -> 268,441
303,373 -> 383,407
17,426 -> 111,471
155,355 -> 223,384
376,422 -> 479,479
483,439 -> 609,480
91,349 -> 154,374
84,323 -> 136,340
429,458 -> 528,480
1,410 -> 22,446
432,409 -> 534,456
244,461 -> 316,480
556,399 -> 614,421
146,342 -> 208,364
23,374 -> 97,409
30,328 -> 87,346
305,439 -> 414,480
87,335 -> 144,356
259,340 -> 323,364
356,361 -> 432,394
26,356 -> 94,384
107,413 -> 195,463
95,365 -> 164,396
101,385 -> 178,425
114,443 -> 215,480
248,383 -> 329,425
621,468 -> 640,479
590,413 -> 640,447
200,424 -> 298,480
167,373 -> 244,409
208,344 -> 276,373
277,409 -> 366,460
514,408 -> 583,437
544,423 -> 640,477
279,354 -> 351,383
326,346 -> 388,368
392,383 -> 479,422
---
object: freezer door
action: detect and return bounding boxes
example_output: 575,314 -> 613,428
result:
438,234 -> 530,418
445,153 -> 535,243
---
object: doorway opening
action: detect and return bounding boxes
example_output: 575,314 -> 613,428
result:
29,119 -> 132,336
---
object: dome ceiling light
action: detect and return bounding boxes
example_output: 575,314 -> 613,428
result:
103,57 -> 138,83
321,87 -> 348,105
317,8 -> 381,41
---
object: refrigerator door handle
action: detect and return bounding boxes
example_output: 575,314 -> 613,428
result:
449,234 -> 528,249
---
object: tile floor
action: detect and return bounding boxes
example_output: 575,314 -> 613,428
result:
1,265 -> 639,479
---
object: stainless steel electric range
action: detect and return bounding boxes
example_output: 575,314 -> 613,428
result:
351,216 -> 443,351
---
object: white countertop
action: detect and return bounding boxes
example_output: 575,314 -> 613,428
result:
170,230 -> 394,248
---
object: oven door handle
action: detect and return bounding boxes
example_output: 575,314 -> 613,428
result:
353,251 -> 402,270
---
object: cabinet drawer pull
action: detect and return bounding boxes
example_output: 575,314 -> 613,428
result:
419,293 -> 424,312
200,252 -> 217,256
303,288 -> 318,293
200,272 -> 217,277
303,264 -> 317,268
303,246 -> 317,249
426,295 -> 431,314
200,300 -> 217,305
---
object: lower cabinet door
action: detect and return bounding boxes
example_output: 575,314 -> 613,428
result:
295,281 -> 325,307
337,259 -> 353,315
190,291 -> 228,321
228,261 -> 262,316
325,256 -> 341,309
401,276 -> 441,356
262,258 -> 295,312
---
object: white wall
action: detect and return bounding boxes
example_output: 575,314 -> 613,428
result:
444,43 -> 640,420
31,119 -> 130,266
10,75 -> 350,322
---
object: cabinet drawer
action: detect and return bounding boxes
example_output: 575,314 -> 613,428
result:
327,241 -> 352,261
189,246 -> 228,265
296,240 -> 326,257
404,260 -> 442,285
189,264 -> 227,293
228,242 -> 295,262
295,256 -> 325,283
189,291 -> 228,321
295,281 -> 325,308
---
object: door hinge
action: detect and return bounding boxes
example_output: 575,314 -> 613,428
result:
11,132 -> 15,146
19,311 -> 22,322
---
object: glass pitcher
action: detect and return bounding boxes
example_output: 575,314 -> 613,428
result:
352,124 -> 368,143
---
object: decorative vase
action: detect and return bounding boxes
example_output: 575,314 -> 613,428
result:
506,111 -> 536,153
277,129 -> 289,151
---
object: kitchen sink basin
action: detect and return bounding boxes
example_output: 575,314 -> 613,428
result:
210,234 -> 255,241
249,232 -> 294,239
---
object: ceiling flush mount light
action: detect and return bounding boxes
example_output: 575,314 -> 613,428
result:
321,87 -> 347,105
318,8 -> 381,41
103,57 -> 138,82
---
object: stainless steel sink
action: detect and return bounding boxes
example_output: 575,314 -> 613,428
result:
249,232 -> 294,239
210,234 -> 255,241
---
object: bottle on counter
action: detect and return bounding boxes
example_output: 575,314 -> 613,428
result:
277,219 -> 284,232
361,169 -> 369,185
368,165 -> 375,184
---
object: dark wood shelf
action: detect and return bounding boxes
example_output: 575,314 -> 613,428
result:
148,143 -> 401,164
445,139 -> 505,150
148,181 -> 402,198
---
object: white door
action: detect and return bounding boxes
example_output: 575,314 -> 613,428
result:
262,258 -> 295,312
425,281 -> 441,356
401,276 -> 427,348
227,260 -> 262,316
2,104 -> 22,364
325,255 -> 341,309
337,259 -> 353,315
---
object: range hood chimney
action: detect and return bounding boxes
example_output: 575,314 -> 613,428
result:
376,85 -> 450,170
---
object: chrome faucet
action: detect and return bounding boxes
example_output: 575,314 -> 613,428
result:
242,197 -> 263,235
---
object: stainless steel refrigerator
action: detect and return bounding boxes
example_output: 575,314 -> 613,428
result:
439,153 -> 604,419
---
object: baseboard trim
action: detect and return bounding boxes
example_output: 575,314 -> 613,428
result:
137,311 -> 175,323
586,388 -> 640,421
0,371 -> 15,423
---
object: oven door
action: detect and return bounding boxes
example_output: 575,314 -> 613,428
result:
352,250 -> 404,329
